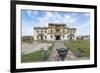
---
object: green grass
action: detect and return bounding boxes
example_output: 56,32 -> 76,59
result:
64,40 -> 90,57
21,50 -> 44,63
21,44 -> 54,63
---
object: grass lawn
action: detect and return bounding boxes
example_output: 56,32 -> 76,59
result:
64,40 -> 90,57
21,44 -> 53,63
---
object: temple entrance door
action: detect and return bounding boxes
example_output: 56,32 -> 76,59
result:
69,34 -> 74,40
56,35 -> 60,40
69,36 -> 72,40
41,36 -> 43,40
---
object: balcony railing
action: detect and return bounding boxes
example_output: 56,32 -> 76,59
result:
47,31 -> 68,34
38,34 -> 44,36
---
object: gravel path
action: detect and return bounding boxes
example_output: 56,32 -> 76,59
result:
48,41 -> 77,61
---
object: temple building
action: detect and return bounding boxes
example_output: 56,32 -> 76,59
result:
34,23 -> 76,41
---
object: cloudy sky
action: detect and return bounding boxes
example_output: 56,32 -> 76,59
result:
21,10 -> 90,36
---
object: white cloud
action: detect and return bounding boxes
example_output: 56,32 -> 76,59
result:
26,10 -> 38,19
76,21 -> 90,36
34,11 -> 77,28
22,27 -> 33,36
84,13 -> 90,16
22,23 -> 33,36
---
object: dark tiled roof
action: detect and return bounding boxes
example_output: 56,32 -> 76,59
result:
48,23 -> 66,26
67,28 -> 76,30
34,27 -> 47,29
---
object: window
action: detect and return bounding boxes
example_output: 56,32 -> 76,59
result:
45,30 -> 46,33
37,30 -> 38,33
56,29 -> 60,32
63,35 -> 64,38
73,31 -> 75,33
67,35 -> 69,38
41,30 -> 42,33
51,35 -> 52,38
63,29 -> 65,33
70,30 -> 72,33
37,36 -> 38,39
51,29 -> 52,33
45,36 -> 47,39
68,30 -> 69,33
73,35 -> 75,38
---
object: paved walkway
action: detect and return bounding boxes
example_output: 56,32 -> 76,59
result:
48,42 -> 77,61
